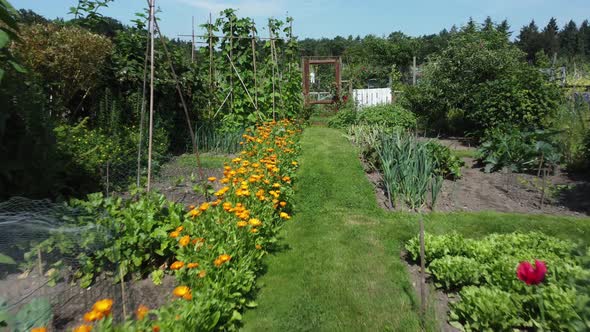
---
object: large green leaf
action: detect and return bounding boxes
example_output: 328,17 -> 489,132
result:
0,253 -> 15,265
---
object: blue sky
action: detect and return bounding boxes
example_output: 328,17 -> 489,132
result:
13,0 -> 590,41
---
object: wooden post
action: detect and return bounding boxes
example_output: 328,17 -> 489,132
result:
251,25 -> 258,108
146,0 -> 156,192
137,22 -> 151,188
230,16 -> 234,112
418,212 -> 427,317
120,267 -> 127,319
269,21 -> 276,119
153,19 -> 205,181
412,56 -> 417,86
208,13 -> 213,118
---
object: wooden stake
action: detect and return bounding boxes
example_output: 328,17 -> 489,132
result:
37,248 -> 43,277
153,19 -> 205,181
119,267 -> 127,319
418,212 -> 427,317
269,21 -> 276,120
230,16 -> 234,112
146,0 -> 155,192
136,23 -> 151,188
251,25 -> 258,108
208,13 -> 213,118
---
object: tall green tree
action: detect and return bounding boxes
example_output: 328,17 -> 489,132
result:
559,20 -> 579,59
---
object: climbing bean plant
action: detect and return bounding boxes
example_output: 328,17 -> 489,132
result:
205,10 -> 302,131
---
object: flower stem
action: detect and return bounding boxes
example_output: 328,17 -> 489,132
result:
537,286 -> 545,331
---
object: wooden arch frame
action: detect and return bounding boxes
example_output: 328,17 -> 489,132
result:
302,56 -> 342,106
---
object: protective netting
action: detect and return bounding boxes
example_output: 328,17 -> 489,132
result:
0,197 -> 171,331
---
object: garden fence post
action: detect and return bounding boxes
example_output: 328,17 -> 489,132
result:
412,56 -> 417,86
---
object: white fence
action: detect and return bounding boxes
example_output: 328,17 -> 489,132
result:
352,88 -> 392,108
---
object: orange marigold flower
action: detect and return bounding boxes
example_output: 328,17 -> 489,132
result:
190,209 -> 200,218
207,176 -> 217,182
136,305 -> 149,320
173,286 -> 190,298
250,228 -> 259,234
237,221 -> 248,228
280,212 -> 291,220
179,235 -> 190,247
255,244 -> 262,250
198,270 -> 207,278
183,292 -> 193,300
248,218 -> 262,227
152,326 -> 161,332
169,231 -> 180,238
73,325 -> 93,332
279,201 -> 287,207
92,299 -> 113,315
199,202 -> 210,211
170,261 -> 184,270
187,262 -> 199,269
31,328 -> 47,332
175,226 -> 184,232
83,310 -> 104,322
214,254 -> 231,267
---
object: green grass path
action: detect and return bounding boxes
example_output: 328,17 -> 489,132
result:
242,126 -> 424,331
242,125 -> 590,332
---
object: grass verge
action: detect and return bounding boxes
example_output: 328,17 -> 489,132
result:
242,126 -> 590,331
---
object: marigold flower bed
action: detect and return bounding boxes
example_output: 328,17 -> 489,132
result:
67,119 -> 302,331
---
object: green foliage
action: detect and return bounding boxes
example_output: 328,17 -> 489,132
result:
405,22 -> 561,137
327,108 -> 357,129
0,0 -> 25,83
328,103 -> 416,130
54,118 -> 169,193
377,132 -> 442,209
476,127 -> 561,173
0,297 -> 52,332
555,97 -> 590,171
406,232 -> 586,331
14,23 -> 113,118
30,191 -> 184,287
357,104 -> 417,129
424,141 -> 464,179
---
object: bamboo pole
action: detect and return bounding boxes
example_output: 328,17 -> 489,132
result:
153,18 -> 205,181
269,21 -> 276,120
251,25 -> 258,108
230,16 -> 234,112
418,211 -> 427,318
146,0 -> 155,192
178,34 -> 288,41
208,13 -> 213,118
226,54 -> 259,113
136,21 -> 151,188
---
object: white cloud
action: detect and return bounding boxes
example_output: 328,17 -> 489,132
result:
175,0 -> 286,17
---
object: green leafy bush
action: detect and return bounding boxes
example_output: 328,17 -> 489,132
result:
327,107 -> 357,129
328,104 -> 417,131
357,104 -> 417,129
405,24 -> 561,137
424,141 -> 464,179
54,118 -> 169,193
476,127 -> 561,173
29,191 -> 184,287
405,232 -> 586,331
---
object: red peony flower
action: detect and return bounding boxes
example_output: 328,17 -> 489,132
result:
516,260 -> 547,285
342,95 -> 348,103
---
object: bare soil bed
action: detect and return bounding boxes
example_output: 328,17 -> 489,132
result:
0,267 -> 176,331
151,154 -> 227,206
365,138 -> 590,217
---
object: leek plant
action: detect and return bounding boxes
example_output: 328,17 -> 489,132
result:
376,131 -> 443,322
